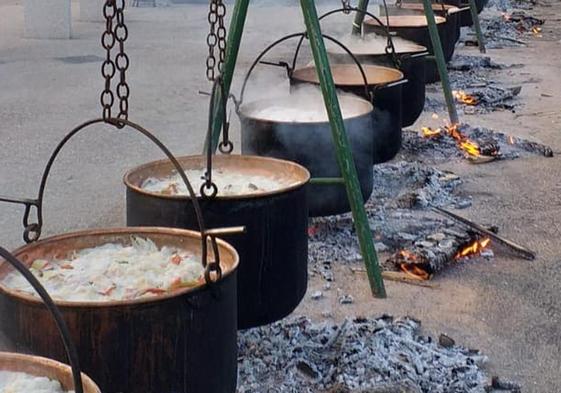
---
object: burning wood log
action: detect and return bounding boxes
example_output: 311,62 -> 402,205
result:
385,230 -> 491,281
420,124 -> 500,162
431,206 -> 536,261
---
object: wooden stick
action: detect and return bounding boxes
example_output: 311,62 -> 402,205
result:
349,267 -> 438,289
494,35 -> 528,45
431,206 -> 536,260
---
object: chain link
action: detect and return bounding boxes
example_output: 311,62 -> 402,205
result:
341,0 -> 351,14
100,0 -> 130,124
101,0 -> 117,121
114,0 -> 130,126
206,0 -> 227,81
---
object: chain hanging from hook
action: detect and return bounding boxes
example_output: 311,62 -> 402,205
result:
101,0 -> 130,126
341,0 -> 352,14
206,0 -> 227,81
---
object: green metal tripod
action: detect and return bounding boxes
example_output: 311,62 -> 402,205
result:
205,0 -> 387,298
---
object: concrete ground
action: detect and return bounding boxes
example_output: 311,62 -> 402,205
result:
0,0 -> 560,392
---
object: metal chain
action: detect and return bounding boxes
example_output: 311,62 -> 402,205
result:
101,0 -> 117,121
206,0 -> 227,81
114,0 -> 130,126
342,0 -> 351,14
216,0 -> 227,72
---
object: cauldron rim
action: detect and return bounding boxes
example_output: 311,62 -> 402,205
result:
239,95 -> 373,124
292,64 -> 404,88
0,351 -> 101,393
0,227 -> 239,309
364,14 -> 446,27
123,154 -> 310,201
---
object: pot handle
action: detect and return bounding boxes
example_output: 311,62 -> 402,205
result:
238,32 -> 373,107
0,117 -> 241,285
314,6 -> 401,69
0,247 -> 86,393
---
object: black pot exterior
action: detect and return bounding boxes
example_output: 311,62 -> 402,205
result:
346,52 -> 427,127
240,113 -> 374,217
126,185 -> 309,330
448,0 -> 489,26
0,271 -> 238,393
364,21 -> 457,84
289,79 -> 403,164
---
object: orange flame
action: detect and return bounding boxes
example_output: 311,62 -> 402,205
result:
532,26 -> 542,37
400,263 -> 431,281
421,126 -> 443,138
453,90 -> 478,106
455,237 -> 491,259
507,135 -> 516,145
446,124 -> 482,158
459,140 -> 481,157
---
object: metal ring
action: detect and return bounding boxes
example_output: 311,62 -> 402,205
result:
23,223 -> 41,244
218,141 -> 233,154
200,182 -> 218,199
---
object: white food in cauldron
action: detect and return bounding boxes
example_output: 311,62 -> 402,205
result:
2,237 -> 204,302
141,167 -> 285,196
0,370 -> 72,393
331,33 -> 426,55
249,98 -> 366,122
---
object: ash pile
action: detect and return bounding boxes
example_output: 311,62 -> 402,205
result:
425,55 -> 522,114
237,316 -> 521,393
400,123 -> 553,164
308,161 -> 476,282
465,4 -> 545,49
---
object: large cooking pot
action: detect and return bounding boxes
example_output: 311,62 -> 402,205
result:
0,245 -> 101,393
236,32 -> 379,217
384,3 -> 466,42
0,228 -> 239,393
363,14 -> 456,83
239,95 -> 375,217
0,117 -> 242,393
447,0 -> 489,26
290,64 -> 405,164
328,34 -> 428,128
124,154 -> 310,329
0,353 -> 101,393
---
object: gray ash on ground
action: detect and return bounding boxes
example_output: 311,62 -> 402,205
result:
427,55 -> 522,114
466,8 -> 545,49
237,316 -> 520,393
399,123 -> 553,164
308,162 -> 471,276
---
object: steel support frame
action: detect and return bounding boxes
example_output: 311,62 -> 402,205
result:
206,0 -> 387,298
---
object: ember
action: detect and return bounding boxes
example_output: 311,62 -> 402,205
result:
453,90 -> 479,106
419,124 -> 495,159
456,237 -> 492,259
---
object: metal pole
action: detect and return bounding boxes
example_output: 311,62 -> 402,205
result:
204,0 -> 251,152
421,0 -> 459,125
468,0 -> 486,53
299,0 -> 386,298
352,0 -> 370,35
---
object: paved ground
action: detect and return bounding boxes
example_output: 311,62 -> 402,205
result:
1,1 -> 560,392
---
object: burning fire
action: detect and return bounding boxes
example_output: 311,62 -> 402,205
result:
420,123 -> 484,158
532,26 -> 542,37
455,237 -> 491,259
453,90 -> 478,106
397,250 -> 432,280
400,263 -> 431,281
421,126 -> 443,138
